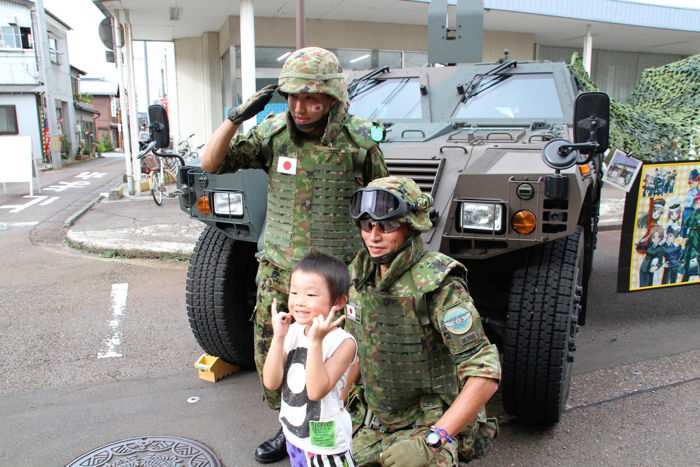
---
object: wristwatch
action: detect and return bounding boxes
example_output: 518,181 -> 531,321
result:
425,426 -> 455,449
424,430 -> 443,449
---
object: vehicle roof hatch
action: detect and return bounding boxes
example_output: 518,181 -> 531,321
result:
428,0 -> 483,65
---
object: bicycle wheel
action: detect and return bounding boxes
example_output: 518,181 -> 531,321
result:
151,172 -> 164,206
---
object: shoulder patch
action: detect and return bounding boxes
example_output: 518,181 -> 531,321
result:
443,306 -> 473,335
256,111 -> 287,139
412,252 -> 466,294
345,115 -> 382,150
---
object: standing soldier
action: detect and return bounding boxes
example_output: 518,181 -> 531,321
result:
200,47 -> 388,463
345,176 -> 500,466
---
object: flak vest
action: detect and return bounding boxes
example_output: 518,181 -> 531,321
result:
259,112 -> 376,270
349,251 -> 466,431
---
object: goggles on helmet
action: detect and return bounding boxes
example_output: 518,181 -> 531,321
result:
350,188 -> 411,221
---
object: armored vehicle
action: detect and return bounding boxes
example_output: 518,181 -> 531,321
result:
170,0 -> 610,425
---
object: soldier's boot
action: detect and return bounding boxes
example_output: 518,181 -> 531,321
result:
254,427 -> 287,464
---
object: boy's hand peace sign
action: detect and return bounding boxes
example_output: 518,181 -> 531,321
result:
307,306 -> 345,343
270,298 -> 291,340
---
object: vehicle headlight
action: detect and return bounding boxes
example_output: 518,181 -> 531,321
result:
460,202 -> 504,233
212,192 -> 243,217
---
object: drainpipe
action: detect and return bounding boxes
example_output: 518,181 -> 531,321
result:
583,24 -> 593,75
240,0 -> 257,133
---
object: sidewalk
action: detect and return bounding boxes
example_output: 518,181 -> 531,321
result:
65,183 -> 626,259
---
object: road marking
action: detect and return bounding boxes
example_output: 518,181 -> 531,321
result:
97,283 -> 128,359
43,180 -> 91,192
0,221 -> 39,230
39,196 -> 60,206
0,195 -> 49,213
75,171 -> 107,180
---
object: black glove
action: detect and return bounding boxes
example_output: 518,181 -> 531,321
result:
227,84 -> 277,124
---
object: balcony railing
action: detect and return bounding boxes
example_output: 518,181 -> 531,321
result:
0,50 -> 39,85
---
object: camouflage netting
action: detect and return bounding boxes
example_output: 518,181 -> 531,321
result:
569,53 -> 700,162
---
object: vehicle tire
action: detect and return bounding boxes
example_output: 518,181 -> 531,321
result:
186,225 -> 257,368
151,172 -> 163,206
502,226 -> 583,425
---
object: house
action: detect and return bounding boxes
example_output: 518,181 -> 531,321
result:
79,75 -> 120,149
0,0 -> 76,165
70,65 -> 100,157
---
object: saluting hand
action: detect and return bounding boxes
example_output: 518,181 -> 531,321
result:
307,306 -> 345,343
270,298 -> 291,339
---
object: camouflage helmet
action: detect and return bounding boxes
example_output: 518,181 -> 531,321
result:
278,47 -> 348,104
366,176 -> 434,232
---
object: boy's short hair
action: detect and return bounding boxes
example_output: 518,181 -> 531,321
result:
292,251 -> 350,302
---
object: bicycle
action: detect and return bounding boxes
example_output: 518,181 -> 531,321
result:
137,140 -> 187,206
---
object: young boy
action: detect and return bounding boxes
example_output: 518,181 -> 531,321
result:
262,251 -> 357,467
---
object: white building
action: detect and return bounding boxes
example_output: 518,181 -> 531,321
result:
96,0 -> 700,153
0,0 -> 76,164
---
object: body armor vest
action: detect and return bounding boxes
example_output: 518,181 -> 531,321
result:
349,251 -> 464,431
262,114 -> 369,270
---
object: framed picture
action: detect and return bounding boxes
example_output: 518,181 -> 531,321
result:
603,149 -> 643,192
618,161 -> 700,292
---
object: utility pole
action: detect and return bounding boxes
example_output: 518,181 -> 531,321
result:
296,0 -> 305,50
33,0 -> 61,168
113,13 -> 135,195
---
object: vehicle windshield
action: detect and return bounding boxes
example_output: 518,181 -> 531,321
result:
453,74 -> 563,121
349,77 -> 422,120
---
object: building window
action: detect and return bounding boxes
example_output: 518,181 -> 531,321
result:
20,27 -> 33,49
0,24 -> 21,49
49,35 -> 60,64
0,105 -> 19,135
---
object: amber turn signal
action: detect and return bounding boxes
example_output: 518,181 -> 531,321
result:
512,210 -> 536,235
196,195 -> 211,215
578,163 -> 591,177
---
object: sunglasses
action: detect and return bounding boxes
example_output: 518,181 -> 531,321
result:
358,218 -> 402,233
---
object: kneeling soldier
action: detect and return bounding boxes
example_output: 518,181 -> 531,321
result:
345,176 -> 500,466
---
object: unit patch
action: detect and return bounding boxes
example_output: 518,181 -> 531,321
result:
370,125 -> 385,143
277,155 -> 297,175
442,306 -> 472,335
346,304 -> 360,323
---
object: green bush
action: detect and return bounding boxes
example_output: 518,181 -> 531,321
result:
95,136 -> 113,154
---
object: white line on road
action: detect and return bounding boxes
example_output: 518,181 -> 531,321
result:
97,283 -> 128,359
0,195 -> 48,213
0,221 -> 39,230
39,196 -> 60,206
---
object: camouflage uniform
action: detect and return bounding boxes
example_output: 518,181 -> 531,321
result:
345,177 -> 500,466
218,47 -> 388,409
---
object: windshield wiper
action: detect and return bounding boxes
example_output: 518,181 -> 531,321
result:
348,66 -> 390,100
457,60 -> 517,102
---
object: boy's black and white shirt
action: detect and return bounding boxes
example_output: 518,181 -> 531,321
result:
279,322 -> 356,455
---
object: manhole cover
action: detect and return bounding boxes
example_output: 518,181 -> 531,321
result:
65,436 -> 222,467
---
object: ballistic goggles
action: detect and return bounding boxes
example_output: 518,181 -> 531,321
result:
350,188 -> 412,221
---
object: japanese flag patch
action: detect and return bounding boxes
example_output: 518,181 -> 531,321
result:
346,304 -> 360,323
277,156 -> 297,175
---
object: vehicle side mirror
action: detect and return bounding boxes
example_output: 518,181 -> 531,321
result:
573,91 -> 609,154
148,104 -> 170,149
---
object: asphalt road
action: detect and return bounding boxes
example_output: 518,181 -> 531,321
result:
0,163 -> 698,466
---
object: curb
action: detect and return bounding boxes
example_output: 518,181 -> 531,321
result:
63,193 -> 106,229
598,221 -> 622,232
64,232 -> 193,261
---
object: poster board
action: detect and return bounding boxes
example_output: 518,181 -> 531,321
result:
0,135 -> 38,195
618,160 -> 700,292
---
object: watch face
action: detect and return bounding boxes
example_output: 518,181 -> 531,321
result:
425,431 -> 442,448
